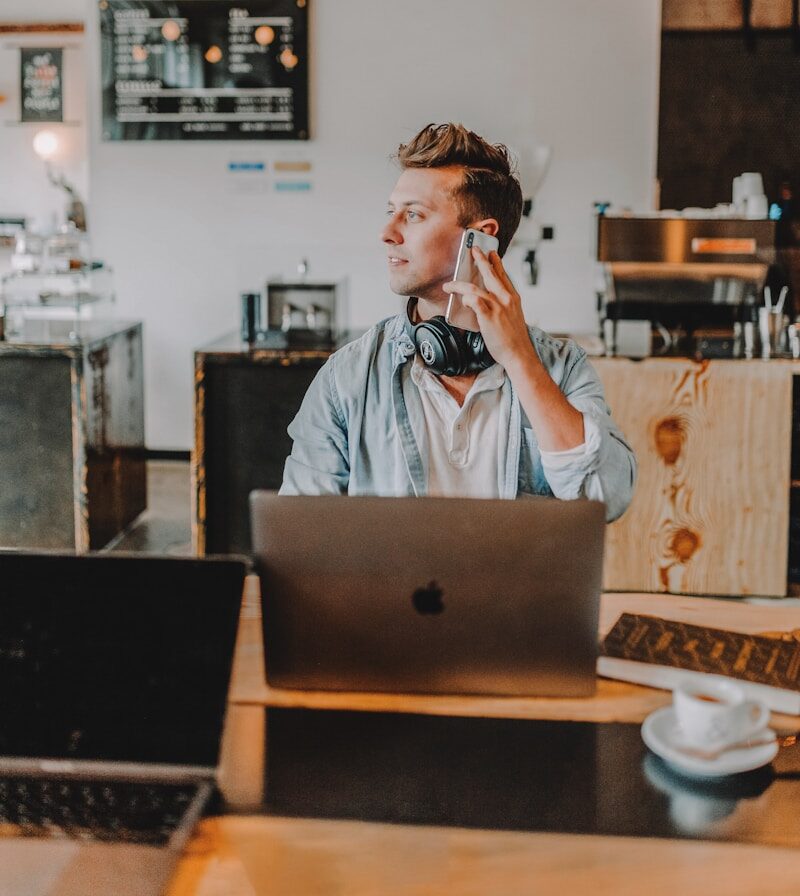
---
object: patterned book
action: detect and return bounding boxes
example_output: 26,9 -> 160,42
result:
597,613 -> 800,714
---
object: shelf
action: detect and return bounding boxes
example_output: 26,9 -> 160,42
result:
2,265 -> 109,280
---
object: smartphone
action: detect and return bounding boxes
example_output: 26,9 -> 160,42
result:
445,228 -> 500,330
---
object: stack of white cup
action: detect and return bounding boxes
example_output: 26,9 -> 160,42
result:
732,172 -> 768,218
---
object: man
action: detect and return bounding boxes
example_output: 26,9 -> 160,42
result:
281,123 -> 635,521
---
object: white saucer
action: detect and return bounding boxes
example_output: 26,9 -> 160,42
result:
641,706 -> 778,778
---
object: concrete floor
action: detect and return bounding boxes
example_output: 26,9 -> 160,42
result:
109,460 -> 192,555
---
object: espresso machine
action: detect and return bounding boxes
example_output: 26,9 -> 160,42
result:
241,263 -> 345,349
596,215 -> 789,358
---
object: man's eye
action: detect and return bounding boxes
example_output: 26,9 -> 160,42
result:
407,210 -> 420,220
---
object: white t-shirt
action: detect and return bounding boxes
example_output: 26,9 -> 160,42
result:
408,354 -> 604,501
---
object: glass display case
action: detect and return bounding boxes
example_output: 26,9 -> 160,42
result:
1,264 -> 115,343
1,223 -> 115,343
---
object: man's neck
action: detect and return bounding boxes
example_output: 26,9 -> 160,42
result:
438,372 -> 477,407
414,296 -> 446,322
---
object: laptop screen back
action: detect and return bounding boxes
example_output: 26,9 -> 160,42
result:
0,553 -> 245,768
251,493 -> 606,697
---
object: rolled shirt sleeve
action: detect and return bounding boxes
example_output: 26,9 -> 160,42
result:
539,410 -> 605,503
537,346 -> 637,522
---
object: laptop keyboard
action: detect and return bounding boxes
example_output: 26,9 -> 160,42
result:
0,776 -> 201,845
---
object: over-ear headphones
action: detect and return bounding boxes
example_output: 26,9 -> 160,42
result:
407,298 -> 495,377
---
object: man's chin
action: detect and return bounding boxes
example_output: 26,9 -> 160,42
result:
387,276 -> 444,302
387,273 -> 415,297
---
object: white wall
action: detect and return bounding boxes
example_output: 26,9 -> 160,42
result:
83,0 -> 661,450
0,0 -> 87,255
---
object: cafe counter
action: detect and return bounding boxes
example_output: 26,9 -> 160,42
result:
192,337 -> 800,599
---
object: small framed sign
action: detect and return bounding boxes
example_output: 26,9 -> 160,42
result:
20,47 -> 64,123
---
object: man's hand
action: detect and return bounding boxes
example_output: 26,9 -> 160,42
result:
446,246 -> 585,452
443,247 -> 536,370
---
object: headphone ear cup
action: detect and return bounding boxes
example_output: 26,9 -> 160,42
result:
413,317 -> 469,376
466,331 -> 495,370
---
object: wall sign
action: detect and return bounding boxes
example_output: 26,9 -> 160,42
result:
20,48 -> 64,122
100,0 -> 309,141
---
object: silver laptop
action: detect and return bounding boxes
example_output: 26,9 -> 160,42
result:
0,551 -> 246,896
250,493 -> 605,698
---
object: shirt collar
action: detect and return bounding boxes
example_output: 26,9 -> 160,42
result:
410,353 -> 505,395
386,298 -> 418,363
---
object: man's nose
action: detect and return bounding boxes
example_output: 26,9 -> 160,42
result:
381,215 -> 402,245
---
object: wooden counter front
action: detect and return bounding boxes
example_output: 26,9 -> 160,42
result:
193,331 -> 352,555
593,358 -> 798,597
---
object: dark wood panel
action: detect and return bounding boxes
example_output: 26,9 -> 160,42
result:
201,358 -> 325,554
658,32 -> 800,211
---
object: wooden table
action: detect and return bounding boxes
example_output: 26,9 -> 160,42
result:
166,588 -> 800,896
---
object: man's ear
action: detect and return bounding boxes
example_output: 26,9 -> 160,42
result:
472,218 -> 499,238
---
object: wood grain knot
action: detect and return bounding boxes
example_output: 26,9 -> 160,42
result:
654,417 -> 685,465
669,528 -> 700,563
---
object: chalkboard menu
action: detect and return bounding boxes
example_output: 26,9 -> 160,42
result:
100,0 -> 308,141
21,48 -> 63,123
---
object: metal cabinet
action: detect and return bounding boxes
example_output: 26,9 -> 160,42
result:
0,321 -> 146,550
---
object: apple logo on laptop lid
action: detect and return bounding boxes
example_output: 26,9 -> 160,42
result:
412,581 -> 444,615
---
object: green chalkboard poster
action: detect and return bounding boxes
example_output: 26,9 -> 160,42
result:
20,47 -> 64,123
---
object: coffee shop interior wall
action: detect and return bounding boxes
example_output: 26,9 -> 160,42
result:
3,0 -> 660,449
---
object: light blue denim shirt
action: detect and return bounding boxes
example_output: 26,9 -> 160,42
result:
280,312 -> 636,521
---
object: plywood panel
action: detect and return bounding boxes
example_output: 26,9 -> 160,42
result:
593,358 -> 792,596
663,0 -> 791,29
751,0 -> 794,27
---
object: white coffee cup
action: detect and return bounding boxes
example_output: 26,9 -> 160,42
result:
732,175 -> 745,209
673,678 -> 770,749
739,171 -> 764,198
745,193 -> 768,219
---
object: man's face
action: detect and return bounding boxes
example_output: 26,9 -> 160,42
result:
381,166 -> 465,303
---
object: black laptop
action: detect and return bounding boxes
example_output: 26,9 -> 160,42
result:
0,551 -> 246,896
